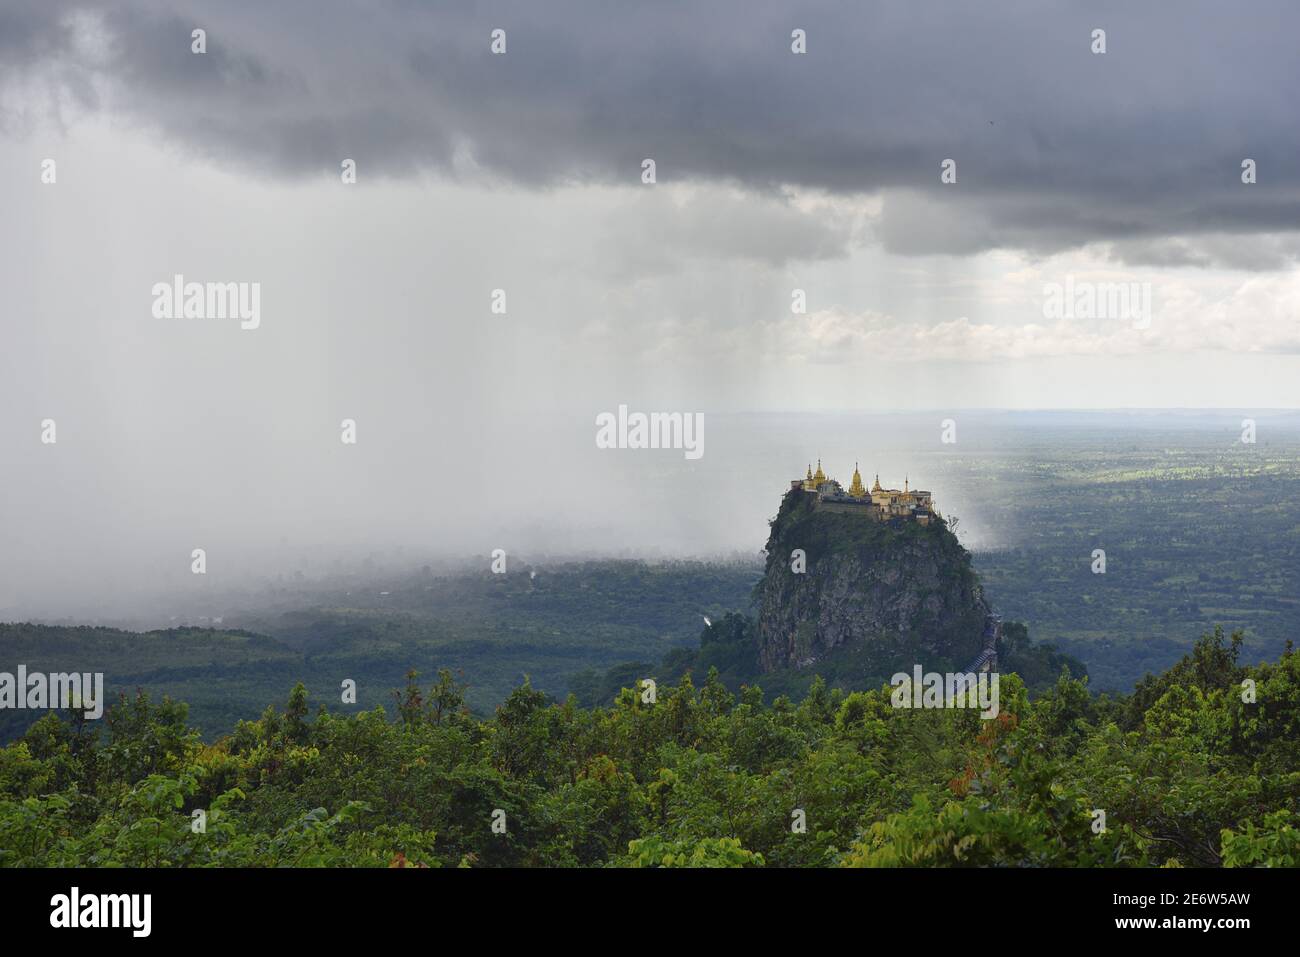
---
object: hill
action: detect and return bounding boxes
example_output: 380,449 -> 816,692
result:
757,485 -> 989,673
575,485 -> 1085,705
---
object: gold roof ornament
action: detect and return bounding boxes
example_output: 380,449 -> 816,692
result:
848,462 -> 867,498
813,459 -> 826,483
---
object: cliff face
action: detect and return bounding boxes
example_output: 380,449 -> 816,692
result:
757,488 -> 989,672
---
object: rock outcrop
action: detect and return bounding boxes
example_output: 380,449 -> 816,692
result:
757,486 -> 989,672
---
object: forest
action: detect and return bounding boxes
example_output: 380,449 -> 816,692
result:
2,624 -> 1296,867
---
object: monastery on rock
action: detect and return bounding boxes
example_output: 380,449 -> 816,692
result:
791,460 -> 939,525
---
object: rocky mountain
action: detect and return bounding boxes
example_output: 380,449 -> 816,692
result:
757,486 -> 990,673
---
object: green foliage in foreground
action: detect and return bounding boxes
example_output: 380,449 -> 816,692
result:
1,628 -> 1297,868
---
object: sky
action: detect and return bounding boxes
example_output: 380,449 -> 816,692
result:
2,1 -> 1299,616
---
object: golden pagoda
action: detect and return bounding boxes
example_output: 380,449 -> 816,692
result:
848,462 -> 867,498
789,461 -> 937,526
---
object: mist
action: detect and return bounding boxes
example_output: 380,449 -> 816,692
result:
3,2 -> 1300,623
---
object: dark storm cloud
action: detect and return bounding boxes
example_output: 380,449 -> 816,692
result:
5,0 -> 1300,259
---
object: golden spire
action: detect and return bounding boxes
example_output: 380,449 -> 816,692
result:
904,475 -> 909,493
849,462 -> 866,498
806,463 -> 813,481
813,458 -> 826,484
872,473 -> 882,493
